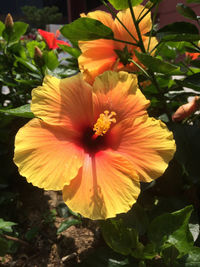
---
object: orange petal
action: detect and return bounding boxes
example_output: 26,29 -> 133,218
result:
78,39 -> 117,84
117,116 -> 176,182
81,10 -> 115,30
63,151 -> 140,220
14,118 -> 84,190
92,71 -> 150,122
31,74 -> 93,129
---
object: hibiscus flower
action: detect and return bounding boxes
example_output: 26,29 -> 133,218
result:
78,5 -> 158,84
38,29 -> 70,50
185,52 -> 200,61
172,96 -> 200,122
14,71 -> 175,220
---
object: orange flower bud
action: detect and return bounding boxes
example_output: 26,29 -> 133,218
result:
5,13 -> 14,29
34,46 -> 44,67
34,46 -> 43,58
172,96 -> 200,122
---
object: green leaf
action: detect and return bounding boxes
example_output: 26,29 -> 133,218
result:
121,203 -> 149,235
157,22 -> 199,35
26,40 -> 46,58
0,218 -> 17,233
58,44 -> 81,58
108,0 -> 143,10
148,206 -> 194,255
135,51 -> 181,74
101,219 -> 138,256
0,104 -> 34,118
57,218 -> 81,234
178,246 -> 200,266
0,21 -> 5,37
161,34 -> 200,42
176,3 -> 197,20
3,22 -> 28,43
43,50 -> 59,70
60,17 -> 114,42
15,56 -> 40,73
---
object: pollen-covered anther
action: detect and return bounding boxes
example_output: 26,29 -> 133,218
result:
93,110 -> 116,136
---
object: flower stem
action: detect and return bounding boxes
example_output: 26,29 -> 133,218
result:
137,2 -> 157,24
100,0 -> 138,43
128,59 -> 150,79
147,3 -> 159,53
128,0 -> 146,53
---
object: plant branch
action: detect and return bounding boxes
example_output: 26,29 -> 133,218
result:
128,0 -> 146,53
100,0 -> 138,43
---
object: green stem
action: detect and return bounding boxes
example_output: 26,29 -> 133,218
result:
100,0 -> 138,43
149,41 -> 161,55
128,0 -> 146,53
128,59 -> 150,79
181,61 -> 195,74
113,38 -> 138,46
190,42 -> 200,52
147,3 -> 159,53
137,2 -> 157,24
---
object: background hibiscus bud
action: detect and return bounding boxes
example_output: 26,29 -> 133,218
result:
5,13 -> 14,29
172,96 -> 200,122
34,46 -> 44,67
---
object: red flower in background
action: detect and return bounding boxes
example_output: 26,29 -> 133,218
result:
185,52 -> 200,60
38,29 -> 70,50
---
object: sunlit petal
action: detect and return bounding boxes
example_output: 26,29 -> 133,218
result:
63,151 -> 140,220
14,118 -> 84,190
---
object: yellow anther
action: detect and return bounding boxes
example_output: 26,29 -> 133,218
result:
93,110 -> 116,136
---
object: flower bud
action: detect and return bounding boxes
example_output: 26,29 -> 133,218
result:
34,46 -> 44,67
172,96 -> 200,122
5,13 -> 14,29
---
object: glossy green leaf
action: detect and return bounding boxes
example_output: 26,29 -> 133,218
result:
0,218 -> 17,233
134,51 -> 181,74
176,3 -> 197,20
43,50 -> 59,70
160,34 -> 200,42
3,22 -> 28,42
57,218 -> 81,234
178,246 -> 200,266
157,22 -> 199,35
58,44 -> 81,58
101,219 -> 138,255
0,104 -> 34,118
148,206 -> 194,255
15,56 -> 40,73
108,0 -> 143,10
0,21 -> 5,37
60,17 -> 114,42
